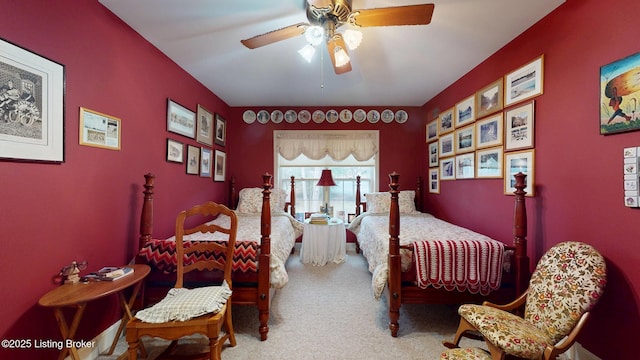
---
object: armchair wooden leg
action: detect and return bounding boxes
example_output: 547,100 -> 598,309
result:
442,317 -> 477,349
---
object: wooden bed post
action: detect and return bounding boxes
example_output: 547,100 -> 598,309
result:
387,172 -> 402,337
415,176 -> 423,212
229,176 -> 237,209
289,175 -> 296,216
258,173 -> 272,341
513,172 -> 530,297
356,175 -> 362,216
139,173 -> 154,250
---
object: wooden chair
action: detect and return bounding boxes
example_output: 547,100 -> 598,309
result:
443,241 -> 607,360
126,201 -> 238,360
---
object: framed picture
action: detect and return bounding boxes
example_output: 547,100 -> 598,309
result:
600,51 -> 640,135
0,38 -> 64,163
347,213 -> 356,223
438,107 -> 454,134
196,104 -> 213,146
504,55 -> 544,107
167,99 -> 195,139
426,119 -> 438,142
186,145 -> 200,175
200,147 -> 212,177
428,141 -> 439,168
214,149 -> 226,182
505,101 -> 535,150
475,78 -> 503,118
439,133 -> 455,158
428,168 -> 440,194
475,113 -> 503,149
455,124 -> 475,154
79,107 -> 121,150
166,138 -> 183,163
440,157 -> 456,180
214,113 -> 226,146
476,146 -> 503,179
455,95 -> 475,128
455,153 -> 475,179
504,149 -> 535,196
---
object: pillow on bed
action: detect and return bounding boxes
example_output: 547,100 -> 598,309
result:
236,187 -> 287,214
365,191 -> 416,213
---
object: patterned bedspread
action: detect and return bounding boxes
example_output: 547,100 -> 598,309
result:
348,212 -> 506,299
139,212 -> 303,289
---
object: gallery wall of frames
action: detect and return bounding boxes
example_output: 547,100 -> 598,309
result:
426,55 -> 543,197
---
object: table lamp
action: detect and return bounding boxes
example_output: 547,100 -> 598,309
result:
317,169 -> 336,217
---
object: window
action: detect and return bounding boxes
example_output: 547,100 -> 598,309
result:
274,130 -> 378,221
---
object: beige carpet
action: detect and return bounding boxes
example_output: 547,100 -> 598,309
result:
99,244 -> 492,359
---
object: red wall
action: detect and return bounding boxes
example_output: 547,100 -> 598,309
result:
423,0 -> 639,357
226,107 -> 424,192
0,2 -> 230,358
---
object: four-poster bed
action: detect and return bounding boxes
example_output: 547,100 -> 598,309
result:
349,172 -> 530,337
135,173 -> 302,341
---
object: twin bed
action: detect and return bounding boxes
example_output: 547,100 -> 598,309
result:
135,171 -> 530,339
349,172 -> 530,337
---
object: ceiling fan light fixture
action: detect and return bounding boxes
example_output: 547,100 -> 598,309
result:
304,25 -> 324,46
334,46 -> 350,67
343,29 -> 362,50
298,44 -> 316,63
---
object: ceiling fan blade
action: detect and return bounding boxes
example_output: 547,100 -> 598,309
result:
349,4 -> 434,27
327,35 -> 352,75
241,23 -> 307,49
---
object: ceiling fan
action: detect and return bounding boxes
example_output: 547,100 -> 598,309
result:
240,0 -> 434,75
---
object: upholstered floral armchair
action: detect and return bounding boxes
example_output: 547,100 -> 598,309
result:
442,241 -> 607,360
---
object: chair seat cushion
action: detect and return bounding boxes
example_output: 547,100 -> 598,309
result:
135,281 -> 232,323
458,304 -> 552,359
440,347 -> 492,360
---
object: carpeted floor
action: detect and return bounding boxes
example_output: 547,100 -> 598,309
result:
98,244 -> 494,359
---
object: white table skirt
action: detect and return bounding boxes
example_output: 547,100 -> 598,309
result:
300,219 -> 346,266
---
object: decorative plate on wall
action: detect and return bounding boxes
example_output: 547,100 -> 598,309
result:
284,110 -> 297,123
381,109 -> 394,123
395,110 -> 408,123
339,109 -> 352,123
354,109 -> 366,123
271,110 -> 283,123
243,110 -> 256,124
298,110 -> 311,123
312,110 -> 325,123
367,109 -> 380,123
257,110 -> 270,124
326,109 -> 338,123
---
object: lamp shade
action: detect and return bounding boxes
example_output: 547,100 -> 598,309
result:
317,169 -> 336,186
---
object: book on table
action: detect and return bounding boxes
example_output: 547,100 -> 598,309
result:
86,266 -> 135,281
309,213 -> 329,224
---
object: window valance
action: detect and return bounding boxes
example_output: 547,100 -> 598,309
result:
274,130 -> 378,161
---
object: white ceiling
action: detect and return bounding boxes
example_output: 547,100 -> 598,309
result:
98,0 -> 565,107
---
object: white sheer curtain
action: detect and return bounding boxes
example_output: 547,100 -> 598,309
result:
274,130 -> 379,161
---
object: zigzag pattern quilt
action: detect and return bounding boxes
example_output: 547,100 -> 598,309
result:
139,239 -> 258,273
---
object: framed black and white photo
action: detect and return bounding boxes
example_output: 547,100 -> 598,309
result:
166,138 -> 183,163
455,124 -> 475,154
455,153 -> 475,179
439,133 -> 455,158
475,113 -> 503,149
475,78 -> 503,118
167,99 -> 195,139
428,168 -> 440,194
440,157 -> 456,180
214,149 -> 226,182
505,55 -> 544,107
438,107 -> 454,134
505,101 -> 535,150
196,104 -> 213,146
214,113 -> 226,146
426,119 -> 438,142
0,38 -> 64,163
186,145 -> 200,175
476,146 -> 503,179
455,95 -> 475,128
504,149 -> 535,196
79,107 -> 121,150
428,141 -> 439,168
200,147 -> 212,177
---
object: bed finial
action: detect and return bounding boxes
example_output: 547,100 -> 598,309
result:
139,173 -> 155,249
513,172 -> 529,296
